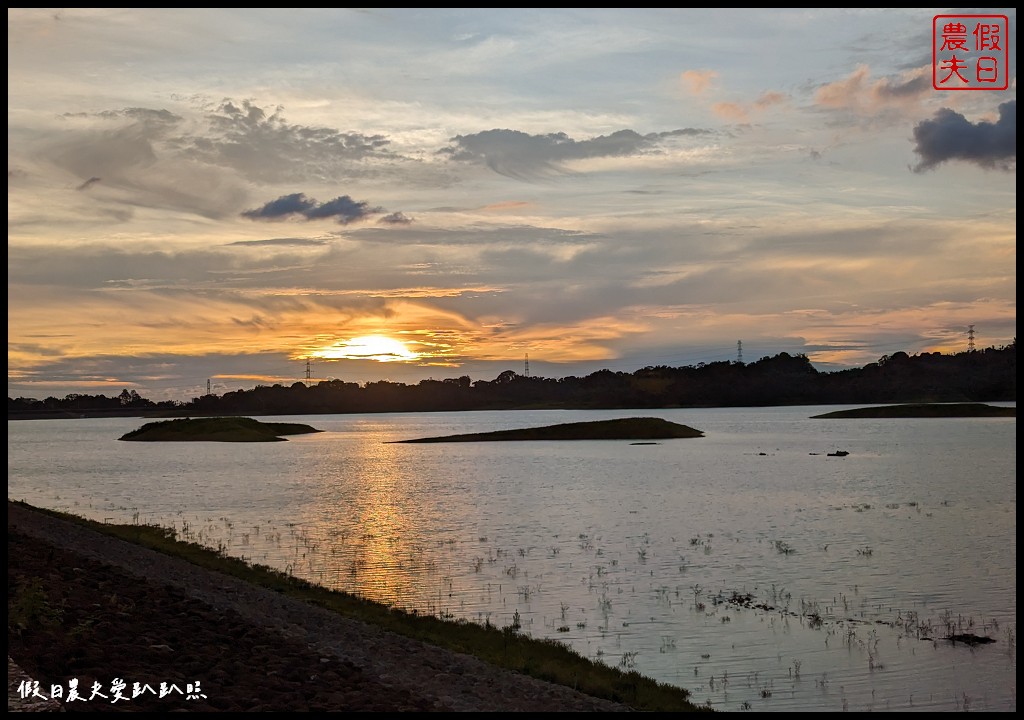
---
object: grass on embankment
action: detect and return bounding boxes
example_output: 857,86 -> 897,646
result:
11,500 -> 710,712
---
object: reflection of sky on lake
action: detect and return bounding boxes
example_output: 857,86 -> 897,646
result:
7,406 -> 1016,711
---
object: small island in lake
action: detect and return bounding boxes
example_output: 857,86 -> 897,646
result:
119,416 -> 323,442
394,417 -> 704,443
810,403 -> 1015,419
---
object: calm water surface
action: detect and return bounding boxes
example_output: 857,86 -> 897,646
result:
7,405 -> 1016,712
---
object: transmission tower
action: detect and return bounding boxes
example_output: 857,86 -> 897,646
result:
967,325 -> 976,352
305,359 -> 313,384
737,340 -> 743,364
524,353 -> 530,377
207,378 -> 211,396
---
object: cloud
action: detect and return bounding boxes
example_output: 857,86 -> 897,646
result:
439,127 -> 711,179
378,212 -> 413,225
177,99 -> 395,183
711,102 -> 749,123
711,92 -> 787,123
242,193 -> 385,224
680,69 -> 718,96
815,64 -> 931,118
911,101 -> 1016,172
305,195 -> 383,222
226,237 -> 329,247
35,107 -> 249,219
754,92 -> 787,110
53,108 -> 182,181
240,193 -> 316,219
481,201 -> 531,212
76,176 -> 101,190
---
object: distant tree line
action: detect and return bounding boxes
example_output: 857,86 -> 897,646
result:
8,341 -> 1016,419
7,388 -> 182,418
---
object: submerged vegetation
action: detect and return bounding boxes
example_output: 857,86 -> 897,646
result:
394,416 -> 705,443
119,416 -> 322,442
10,501 -> 708,712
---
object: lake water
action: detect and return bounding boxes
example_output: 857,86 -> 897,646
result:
7,405 -> 1016,712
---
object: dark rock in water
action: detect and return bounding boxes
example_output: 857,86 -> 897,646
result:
947,633 -> 996,646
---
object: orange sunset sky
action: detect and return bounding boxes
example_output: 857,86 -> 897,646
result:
8,8 -> 1016,400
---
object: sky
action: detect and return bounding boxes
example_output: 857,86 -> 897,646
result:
7,8 -> 1017,401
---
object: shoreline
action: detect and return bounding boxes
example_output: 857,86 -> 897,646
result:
7,501 -> 704,712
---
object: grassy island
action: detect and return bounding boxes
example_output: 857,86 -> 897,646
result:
394,416 -> 704,443
119,416 -> 322,442
810,403 -> 1015,419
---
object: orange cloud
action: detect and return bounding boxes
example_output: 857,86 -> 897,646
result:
754,91 -> 787,110
815,64 -> 931,116
712,101 -> 749,123
680,69 -> 718,96
712,92 -> 788,123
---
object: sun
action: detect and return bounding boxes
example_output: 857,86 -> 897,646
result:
312,335 -> 419,362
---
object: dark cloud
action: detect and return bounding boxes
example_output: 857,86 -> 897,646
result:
439,127 -> 711,180
241,192 -> 318,219
242,193 -> 384,224
304,195 -> 382,222
378,211 -> 413,225
911,100 -> 1016,172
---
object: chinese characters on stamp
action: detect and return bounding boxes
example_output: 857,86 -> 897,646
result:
933,14 -> 1009,90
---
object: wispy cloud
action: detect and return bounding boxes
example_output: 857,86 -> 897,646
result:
75,176 -> 102,190
226,237 -> 330,247
712,91 -> 788,123
179,99 -> 395,183
440,127 -> 711,180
